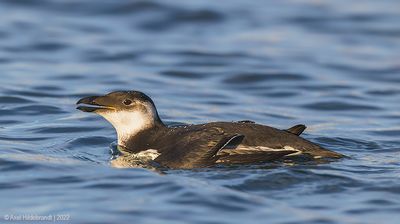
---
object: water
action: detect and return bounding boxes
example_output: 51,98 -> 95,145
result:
1,0 -> 399,223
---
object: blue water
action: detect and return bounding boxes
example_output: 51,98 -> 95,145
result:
1,0 -> 399,223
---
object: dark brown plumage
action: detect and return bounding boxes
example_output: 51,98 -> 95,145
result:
77,90 -> 344,169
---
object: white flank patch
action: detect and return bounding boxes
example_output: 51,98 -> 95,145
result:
218,145 -> 301,156
110,149 -> 161,168
236,145 -> 301,152
132,149 -> 161,160
283,146 -> 302,156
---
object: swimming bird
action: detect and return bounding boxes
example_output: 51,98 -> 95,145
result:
76,91 -> 343,169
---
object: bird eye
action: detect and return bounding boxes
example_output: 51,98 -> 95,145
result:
123,99 -> 132,105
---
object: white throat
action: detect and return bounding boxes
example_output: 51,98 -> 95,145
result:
97,110 -> 154,147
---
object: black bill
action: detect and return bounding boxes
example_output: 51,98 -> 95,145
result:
76,96 -> 114,112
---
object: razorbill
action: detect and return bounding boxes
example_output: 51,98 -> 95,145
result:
76,91 -> 343,169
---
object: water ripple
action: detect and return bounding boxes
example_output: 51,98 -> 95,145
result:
138,8 -> 224,31
0,105 -> 65,116
0,158 -> 36,172
303,101 -> 381,111
29,126 -> 99,134
160,70 -> 211,79
69,136 -> 113,146
0,96 -> 33,104
224,73 -> 308,84
83,49 -> 138,62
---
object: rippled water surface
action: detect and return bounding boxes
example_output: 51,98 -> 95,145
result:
1,0 -> 399,223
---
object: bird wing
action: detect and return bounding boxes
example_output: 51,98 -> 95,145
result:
154,125 -> 301,168
154,127 -> 244,169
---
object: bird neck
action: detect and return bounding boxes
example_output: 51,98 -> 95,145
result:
116,114 -> 165,148
118,121 -> 166,151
